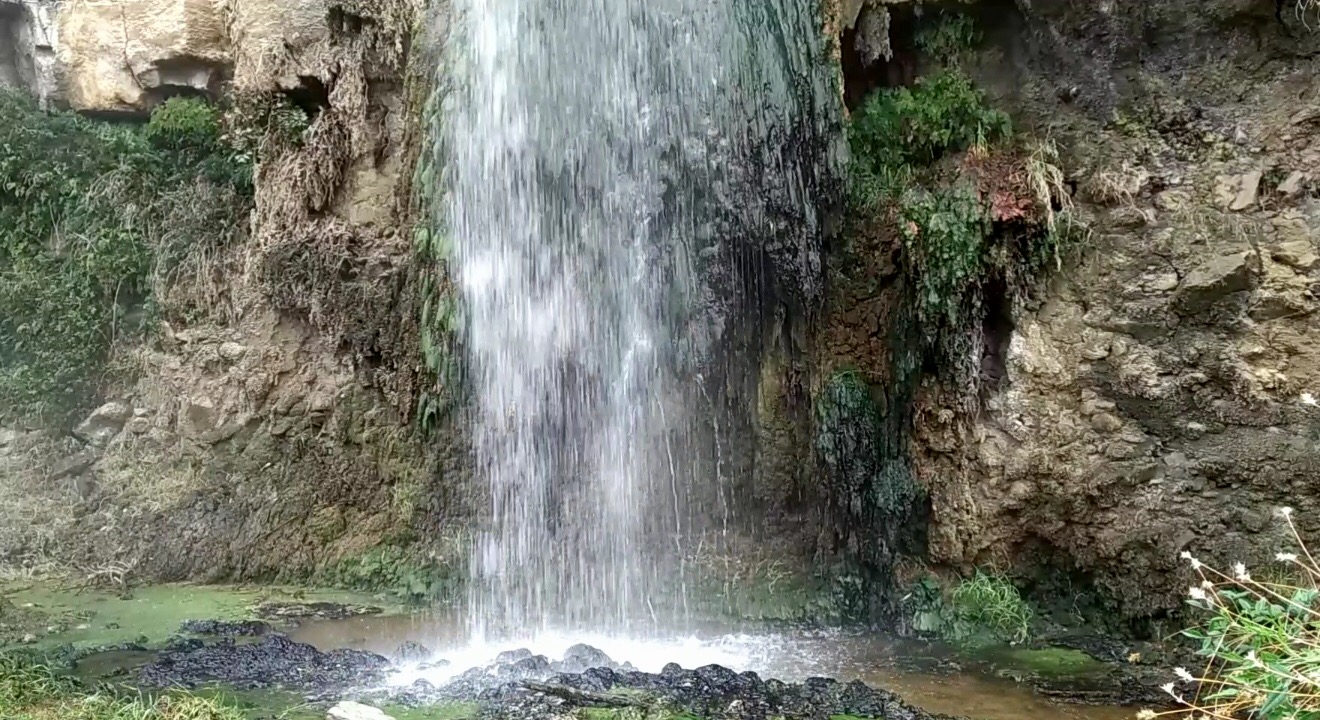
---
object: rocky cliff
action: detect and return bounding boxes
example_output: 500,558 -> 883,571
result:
0,0 -> 465,595
780,0 -> 1320,629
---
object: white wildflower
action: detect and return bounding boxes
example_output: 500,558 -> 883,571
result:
1280,506 -> 1294,518
1278,552 -> 1299,562
1246,650 -> 1260,666
1190,557 -> 1202,569
1201,579 -> 1214,589
1234,562 -> 1250,580
1136,711 -> 1156,720
1161,682 -> 1176,696
1302,392 -> 1317,406
1180,550 -> 1192,560
1188,586 -> 1207,600
1174,667 -> 1194,682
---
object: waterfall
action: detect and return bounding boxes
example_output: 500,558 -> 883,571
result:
431,0 -> 842,637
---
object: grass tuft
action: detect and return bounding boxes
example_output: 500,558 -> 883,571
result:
1142,509 -> 1320,720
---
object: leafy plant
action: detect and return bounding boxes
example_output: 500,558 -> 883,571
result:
944,570 -> 1034,646
323,546 -> 461,604
898,183 -> 990,335
0,91 -> 252,424
849,70 -> 1010,198
1142,508 -> 1320,720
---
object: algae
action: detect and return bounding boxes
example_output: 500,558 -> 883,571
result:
0,582 -> 406,652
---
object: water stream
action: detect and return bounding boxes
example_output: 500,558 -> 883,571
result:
288,614 -> 1138,720
436,0 -> 837,639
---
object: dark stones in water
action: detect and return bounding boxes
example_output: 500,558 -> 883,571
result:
391,644 -> 952,720
138,633 -> 389,691
396,641 -> 432,662
179,619 -> 270,636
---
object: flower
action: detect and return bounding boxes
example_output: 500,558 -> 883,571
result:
1180,550 -> 1192,559
1234,562 -> 1250,580
1189,586 -> 1207,600
1278,552 -> 1299,562
1280,506 -> 1294,518
1161,682 -> 1176,695
1175,667 -> 1194,682
1136,711 -> 1156,720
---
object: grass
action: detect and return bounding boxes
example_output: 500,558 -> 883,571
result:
1142,508 -> 1320,720
1,655 -> 247,720
943,570 -> 1034,646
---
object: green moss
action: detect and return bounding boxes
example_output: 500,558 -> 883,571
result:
575,709 -> 702,720
0,582 -> 401,652
0,91 -> 252,424
319,546 -> 462,604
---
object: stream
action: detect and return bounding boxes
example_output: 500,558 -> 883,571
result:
286,612 -> 1140,720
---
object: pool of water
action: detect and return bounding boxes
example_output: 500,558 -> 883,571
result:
286,613 -> 1140,720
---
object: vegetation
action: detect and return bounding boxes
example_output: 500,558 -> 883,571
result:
321,545 -> 462,604
943,570 -> 1034,645
1143,508 -> 1320,720
0,91 -> 252,424
0,654 -> 244,720
413,78 -> 464,434
903,571 -> 1034,647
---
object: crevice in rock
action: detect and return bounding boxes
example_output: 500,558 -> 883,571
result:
840,3 -> 920,111
283,75 -> 331,121
979,276 -> 1014,394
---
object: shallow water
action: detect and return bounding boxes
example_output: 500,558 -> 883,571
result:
287,613 -> 1139,720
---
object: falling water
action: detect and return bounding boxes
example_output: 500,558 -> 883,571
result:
435,0 -> 841,637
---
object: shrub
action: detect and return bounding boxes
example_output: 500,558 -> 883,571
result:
848,70 -> 1011,208
0,91 -> 252,424
1143,508 -> 1320,720
943,570 -> 1034,645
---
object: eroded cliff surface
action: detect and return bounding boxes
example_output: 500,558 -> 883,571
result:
0,0 -> 464,595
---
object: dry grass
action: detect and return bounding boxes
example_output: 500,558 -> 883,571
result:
1082,158 -> 1148,207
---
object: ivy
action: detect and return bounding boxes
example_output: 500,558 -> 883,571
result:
0,91 -> 253,424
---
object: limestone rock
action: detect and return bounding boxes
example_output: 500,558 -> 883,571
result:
1176,251 -> 1257,314
56,0 -> 229,113
1229,169 -> 1263,211
1278,170 -> 1306,197
75,401 -> 132,446
218,341 -> 247,362
1272,240 -> 1318,272
0,0 -> 60,106
326,702 -> 395,720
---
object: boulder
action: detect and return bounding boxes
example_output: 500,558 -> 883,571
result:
74,401 -> 132,446
1175,251 -> 1257,314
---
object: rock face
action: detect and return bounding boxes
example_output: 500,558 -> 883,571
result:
0,0 -> 58,106
900,0 -> 1320,619
0,0 -> 456,585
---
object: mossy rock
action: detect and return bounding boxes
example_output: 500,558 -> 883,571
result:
978,646 -> 1109,679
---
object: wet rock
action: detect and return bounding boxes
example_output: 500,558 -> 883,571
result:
137,634 -> 389,691
180,619 -> 271,636
327,701 -> 396,720
395,641 -> 431,662
495,648 -> 534,664
74,401 -> 132,446
554,643 -> 616,673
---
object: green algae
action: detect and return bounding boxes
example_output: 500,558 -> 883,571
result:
978,646 -> 1109,679
0,582 -> 407,652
